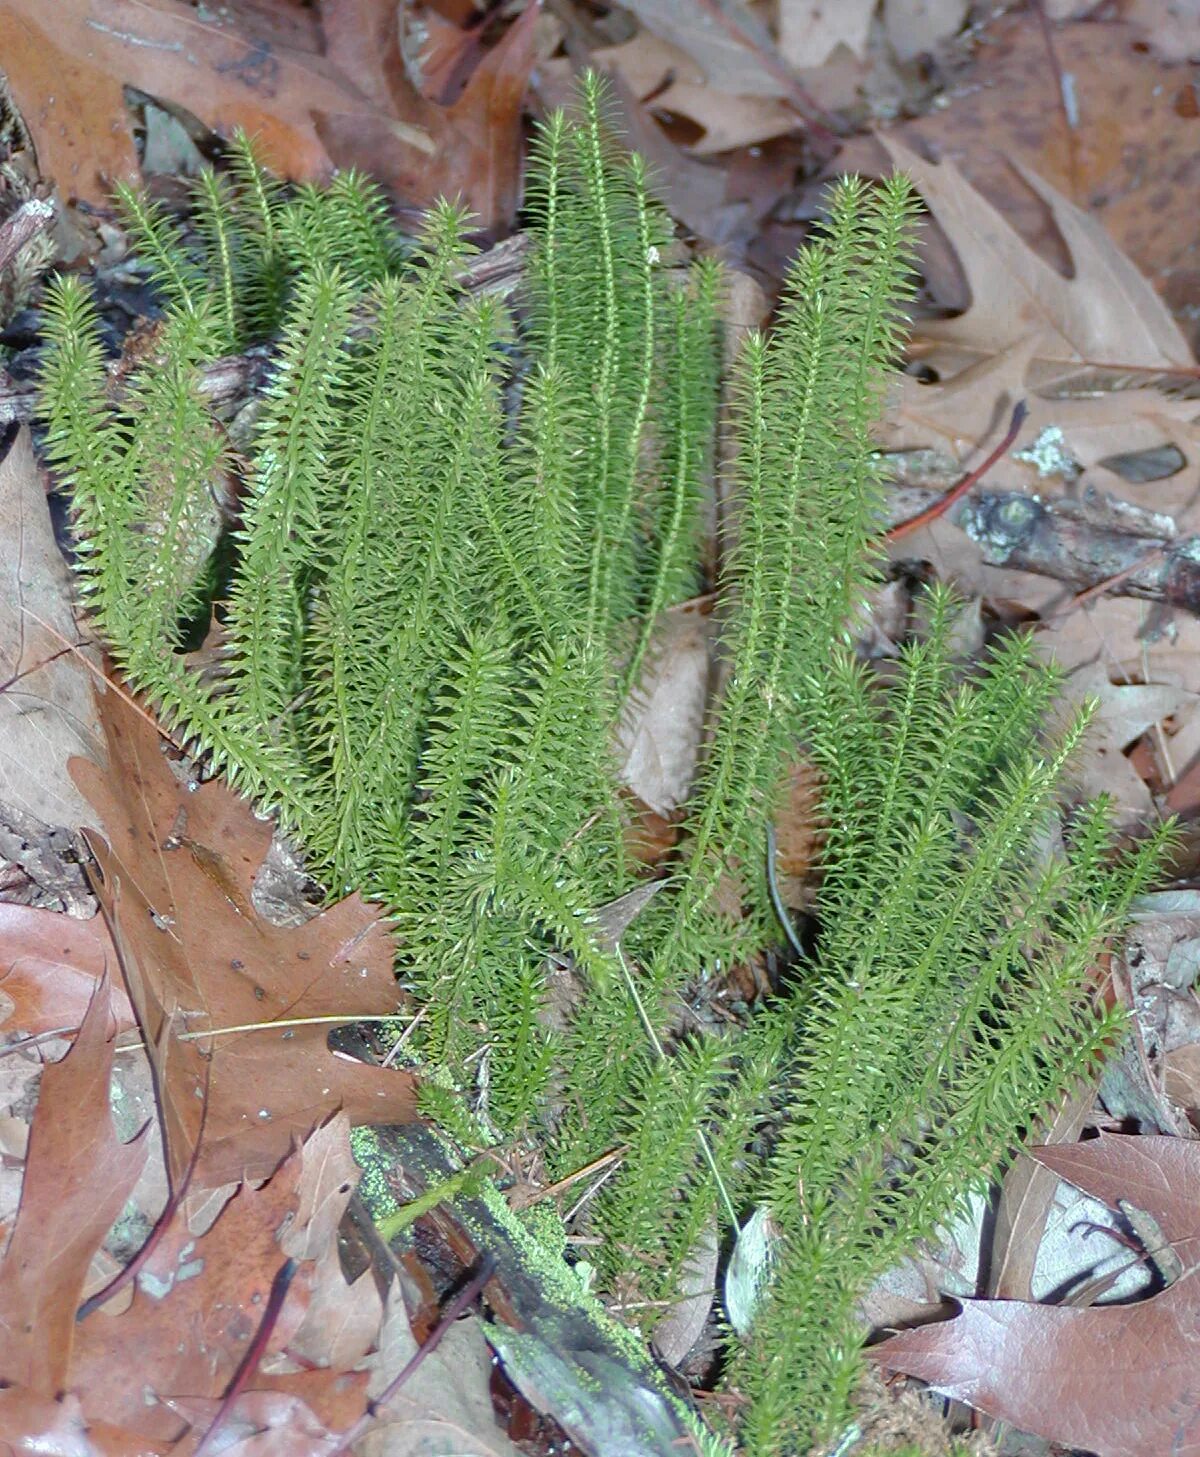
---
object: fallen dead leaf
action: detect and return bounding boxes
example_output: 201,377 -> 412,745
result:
359,1280 -> 524,1457
778,0 -> 875,69
0,902 -> 132,1037
0,0 -> 421,205
885,356 -> 1200,506
876,1130 -> 1200,1454
1166,1042 -> 1200,1119
615,0 -> 793,99
317,0 -> 539,233
0,1389 -> 148,1457
593,34 -> 799,154
0,429 -> 103,830
865,14 -> 1200,339
0,0 -> 535,232
1040,597 -> 1200,819
882,0 -> 968,62
651,1219 -> 717,1368
618,600 -> 711,816
1034,1131 -> 1200,1272
879,136 -> 1195,381
283,1116 -> 383,1370
771,756 -> 823,885
875,1266 -> 1200,1455
988,1086 -> 1094,1301
1124,0 -> 1200,62
70,1127 -> 369,1446
69,685 -> 417,1189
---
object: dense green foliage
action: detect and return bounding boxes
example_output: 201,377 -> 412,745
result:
38,81 -> 1169,1451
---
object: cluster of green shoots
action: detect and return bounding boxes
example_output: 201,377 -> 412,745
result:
36,78 -> 1168,1451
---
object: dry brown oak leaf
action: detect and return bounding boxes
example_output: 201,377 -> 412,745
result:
0,1025 -> 373,1454
69,684 -> 416,1190
875,1131 -> 1200,1456
880,136 -> 1194,384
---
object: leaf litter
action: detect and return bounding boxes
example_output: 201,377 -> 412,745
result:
8,1 -> 1200,1451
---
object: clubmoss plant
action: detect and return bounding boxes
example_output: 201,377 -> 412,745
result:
37,76 -> 1169,1450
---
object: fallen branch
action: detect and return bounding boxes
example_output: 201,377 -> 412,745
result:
886,476 -> 1200,613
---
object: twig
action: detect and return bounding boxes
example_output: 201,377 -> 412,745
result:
1050,546 -> 1168,616
326,1254 -> 497,1456
0,198 -> 54,276
3,235 -> 531,431
886,400 -> 1028,543
520,1144 -> 628,1209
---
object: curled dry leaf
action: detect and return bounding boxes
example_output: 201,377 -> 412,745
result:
68,685 -> 417,1190
618,600 -> 711,818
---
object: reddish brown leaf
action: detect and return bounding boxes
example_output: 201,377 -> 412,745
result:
0,903 -> 133,1038
1034,1131 -> 1200,1273
878,1132 -> 1200,1452
70,1136 -> 367,1445
873,1269 -> 1200,1456
0,976 -> 150,1392
69,686 -> 416,1190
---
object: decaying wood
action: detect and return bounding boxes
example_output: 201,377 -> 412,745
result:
1,233 -> 532,428
886,477 -> 1200,614
0,197 -> 53,276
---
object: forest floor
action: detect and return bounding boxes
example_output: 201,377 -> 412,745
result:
1,1 -> 1199,1453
